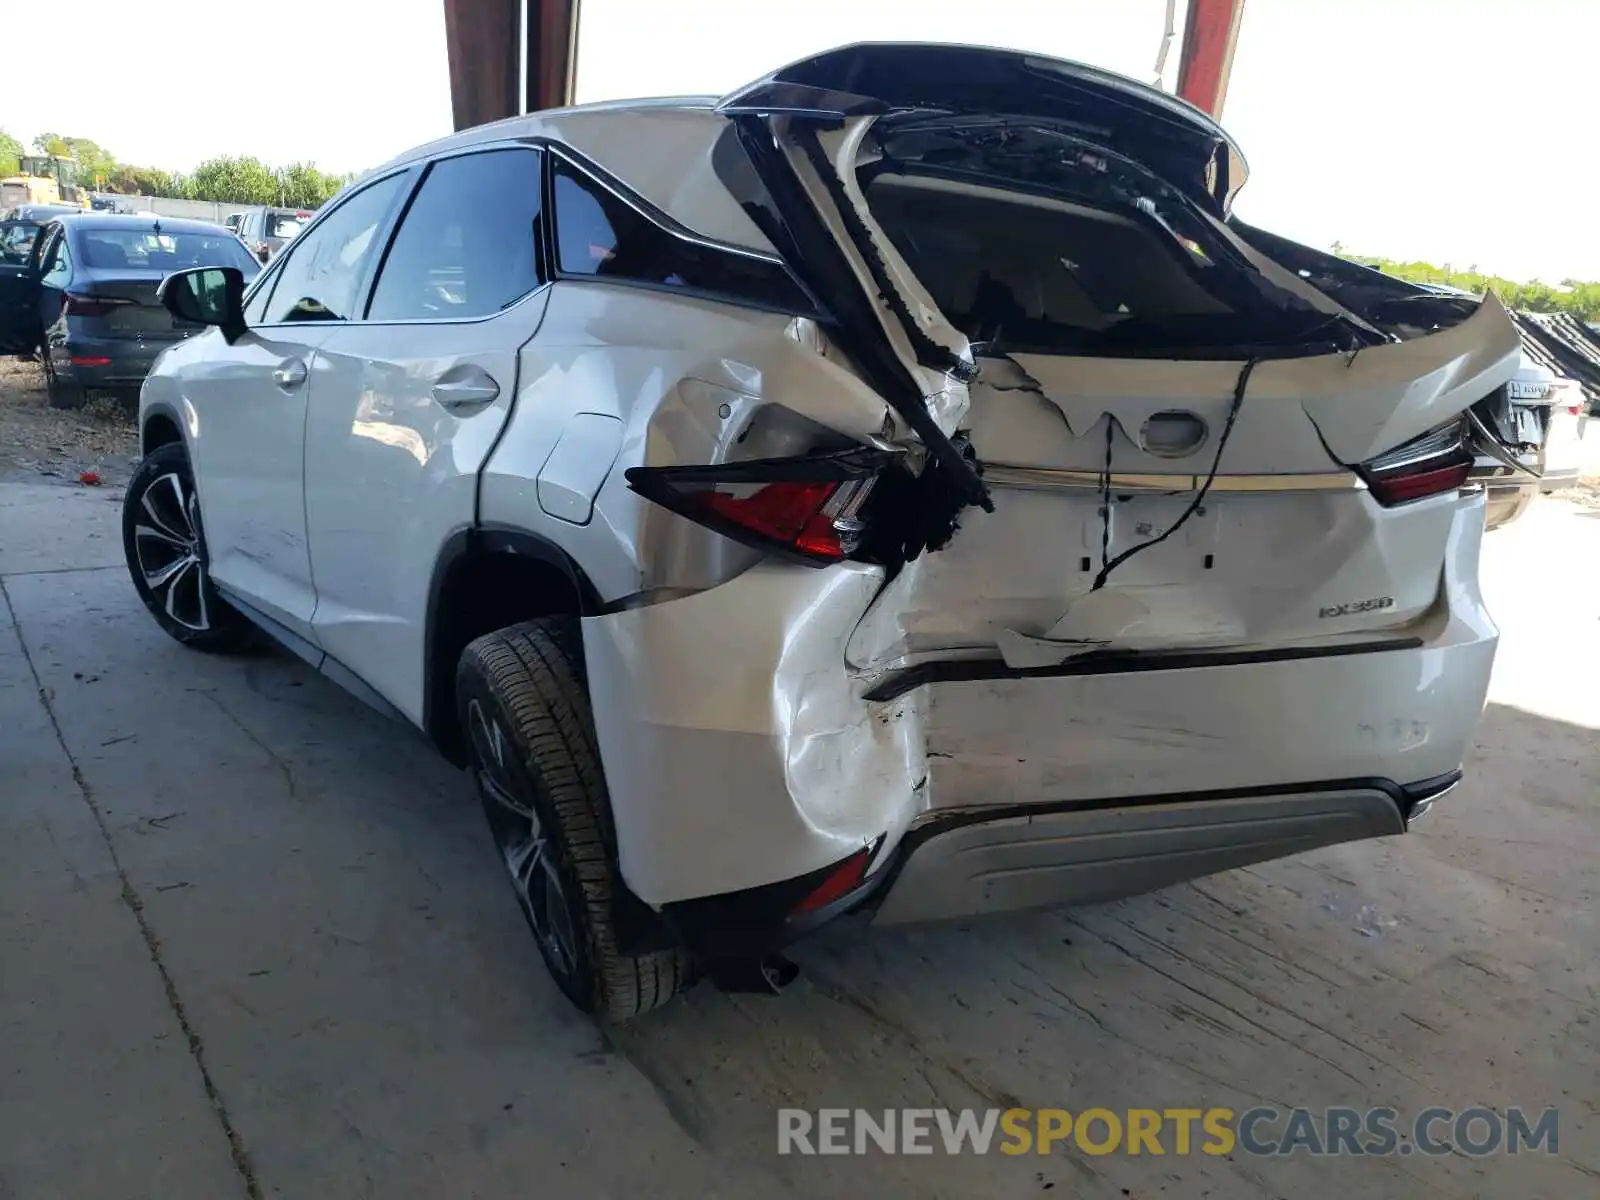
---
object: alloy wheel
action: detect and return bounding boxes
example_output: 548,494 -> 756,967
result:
131,472 -> 211,632
467,697 -> 579,978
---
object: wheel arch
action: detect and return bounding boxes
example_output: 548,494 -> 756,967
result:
424,524 -> 603,766
140,404 -> 186,458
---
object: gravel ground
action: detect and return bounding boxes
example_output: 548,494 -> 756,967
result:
0,357 -> 140,489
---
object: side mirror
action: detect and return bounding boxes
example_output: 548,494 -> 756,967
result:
158,266 -> 247,344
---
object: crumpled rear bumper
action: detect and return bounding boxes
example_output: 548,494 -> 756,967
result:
581,506 -> 1496,933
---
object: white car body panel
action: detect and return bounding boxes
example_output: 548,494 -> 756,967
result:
303,290 -> 552,723
1541,388 -> 1588,481
479,283 -> 895,601
152,327 -> 329,640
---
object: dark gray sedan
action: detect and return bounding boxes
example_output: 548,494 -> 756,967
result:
0,213 -> 261,408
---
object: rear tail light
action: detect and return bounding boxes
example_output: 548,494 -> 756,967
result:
625,448 -> 890,564
62,292 -> 134,318
1356,417 -> 1474,506
790,844 -> 874,917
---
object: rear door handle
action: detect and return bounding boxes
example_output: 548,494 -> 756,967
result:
431,367 -> 500,411
272,358 -> 307,389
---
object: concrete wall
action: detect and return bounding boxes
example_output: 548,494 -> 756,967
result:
122,196 -> 238,224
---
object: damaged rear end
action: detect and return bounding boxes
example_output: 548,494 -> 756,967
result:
583,44 -> 1520,948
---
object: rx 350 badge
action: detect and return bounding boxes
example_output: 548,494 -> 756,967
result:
1320,596 -> 1396,619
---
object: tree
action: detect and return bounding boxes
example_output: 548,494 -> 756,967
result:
1343,248 -> 1600,323
275,162 -> 352,208
61,137 -> 116,189
184,155 -> 280,204
9,124 -> 358,207
108,164 -> 178,197
0,129 -> 22,177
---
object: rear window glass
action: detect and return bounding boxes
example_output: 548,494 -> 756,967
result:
80,229 -> 259,273
866,175 -> 1232,349
267,213 -> 309,239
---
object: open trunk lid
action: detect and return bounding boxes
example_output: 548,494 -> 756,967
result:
713,43 -> 1521,672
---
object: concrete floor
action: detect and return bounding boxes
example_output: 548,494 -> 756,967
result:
2,482 -> 1595,1200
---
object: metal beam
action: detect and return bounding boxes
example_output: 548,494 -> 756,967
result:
443,0 -> 521,131
526,0 -> 581,113
1177,0 -> 1246,119
444,0 -> 580,132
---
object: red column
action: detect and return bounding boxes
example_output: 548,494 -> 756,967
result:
443,0 -> 521,131
1177,0 -> 1247,119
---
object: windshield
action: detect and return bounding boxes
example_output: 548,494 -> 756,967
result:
79,228 -> 260,274
266,214 -> 308,239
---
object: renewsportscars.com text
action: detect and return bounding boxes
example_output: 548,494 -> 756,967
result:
777,1106 -> 1559,1157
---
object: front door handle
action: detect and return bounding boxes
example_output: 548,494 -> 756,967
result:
431,367 -> 500,411
272,358 -> 307,389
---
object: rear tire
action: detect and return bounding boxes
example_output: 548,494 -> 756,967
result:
122,443 -> 258,653
457,618 -> 692,1021
43,353 -> 84,410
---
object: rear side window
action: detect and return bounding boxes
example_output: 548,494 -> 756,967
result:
263,174 -> 406,323
368,148 -> 545,321
551,156 -> 809,312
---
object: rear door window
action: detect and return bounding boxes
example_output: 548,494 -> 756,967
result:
262,174 -> 407,324
367,148 -> 545,321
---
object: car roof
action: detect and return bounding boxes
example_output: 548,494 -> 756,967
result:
10,204 -> 80,218
55,212 -> 232,236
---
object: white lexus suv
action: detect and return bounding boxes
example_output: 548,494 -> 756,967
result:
126,44 -> 1521,1020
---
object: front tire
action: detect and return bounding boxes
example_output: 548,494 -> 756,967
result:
457,618 -> 691,1021
122,443 -> 257,653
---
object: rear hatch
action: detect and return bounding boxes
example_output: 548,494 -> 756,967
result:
716,43 -> 1522,674
73,269 -> 192,341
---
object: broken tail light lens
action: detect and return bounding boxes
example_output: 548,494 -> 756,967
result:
625,448 -> 891,565
1357,417 -> 1474,506
62,293 -> 134,318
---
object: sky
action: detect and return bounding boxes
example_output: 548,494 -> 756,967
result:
6,0 -> 1595,282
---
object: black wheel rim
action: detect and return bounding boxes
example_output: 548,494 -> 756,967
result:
467,697 -> 579,979
132,471 -> 211,631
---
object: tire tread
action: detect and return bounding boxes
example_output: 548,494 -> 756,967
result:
461,618 -> 689,1020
